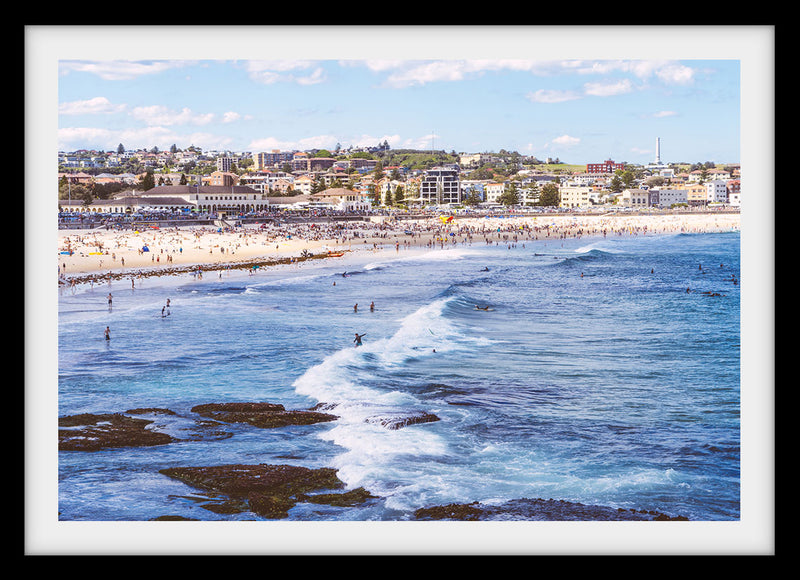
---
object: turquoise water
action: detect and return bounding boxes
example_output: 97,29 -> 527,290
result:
57,230 -> 741,521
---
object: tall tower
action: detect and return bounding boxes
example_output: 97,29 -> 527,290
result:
655,138 -> 662,164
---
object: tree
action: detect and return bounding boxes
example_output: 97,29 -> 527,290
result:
373,160 -> 385,181
463,190 -> 481,206
498,183 -> 520,206
538,183 -> 560,207
117,143 -> 125,154
311,176 -> 326,194
139,171 -> 155,191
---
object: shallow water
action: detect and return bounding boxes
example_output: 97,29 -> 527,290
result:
58,230 -> 741,521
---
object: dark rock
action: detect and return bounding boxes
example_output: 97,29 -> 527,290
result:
191,402 -> 338,429
298,487 -> 379,507
59,413 -> 175,451
159,463 -> 353,519
414,497 -> 689,522
126,408 -> 176,415
365,411 -> 440,430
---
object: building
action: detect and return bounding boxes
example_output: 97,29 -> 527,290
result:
459,153 -> 497,168
559,185 -> 592,209
706,180 -> 729,204
685,183 -> 707,207
205,171 -> 238,187
586,159 -> 625,174
419,167 -> 460,205
309,188 -> 372,212
652,188 -> 688,208
483,182 -> 506,204
619,188 -> 650,208
216,157 -> 235,172
252,150 -> 295,170
60,185 -> 273,215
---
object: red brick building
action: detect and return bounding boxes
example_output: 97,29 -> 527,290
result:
586,159 -> 625,174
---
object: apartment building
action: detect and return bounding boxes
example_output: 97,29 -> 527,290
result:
419,167 -> 460,205
706,180 -> 729,204
559,185 -> 592,209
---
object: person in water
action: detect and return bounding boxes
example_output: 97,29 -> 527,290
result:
354,333 -> 366,346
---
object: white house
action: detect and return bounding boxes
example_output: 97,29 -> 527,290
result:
620,188 -> 650,208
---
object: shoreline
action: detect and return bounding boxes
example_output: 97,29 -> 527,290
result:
57,212 -> 740,287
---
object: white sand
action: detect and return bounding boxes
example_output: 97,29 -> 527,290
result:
57,212 -> 740,283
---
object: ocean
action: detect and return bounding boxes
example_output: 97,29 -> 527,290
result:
57,229 -> 741,524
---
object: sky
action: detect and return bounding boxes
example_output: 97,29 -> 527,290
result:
45,27 -> 757,166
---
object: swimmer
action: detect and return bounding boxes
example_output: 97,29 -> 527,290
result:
354,333 -> 366,346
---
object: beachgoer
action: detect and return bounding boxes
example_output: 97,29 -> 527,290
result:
370,301 -> 375,312
104,326 -> 110,340
107,293 -> 113,307
354,333 -> 366,346
354,303 -> 358,312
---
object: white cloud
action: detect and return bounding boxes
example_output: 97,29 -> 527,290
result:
583,78 -> 634,97
59,97 -> 126,115
130,105 -> 214,126
551,135 -> 580,147
655,64 -> 695,85
653,110 -> 678,118
526,89 -> 580,103
58,124 -> 237,152
296,67 -> 326,86
243,61 -> 326,85
59,60 -> 193,81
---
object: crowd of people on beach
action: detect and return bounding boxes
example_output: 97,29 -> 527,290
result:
58,212 -> 740,290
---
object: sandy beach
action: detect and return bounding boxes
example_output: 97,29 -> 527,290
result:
57,211 -> 740,285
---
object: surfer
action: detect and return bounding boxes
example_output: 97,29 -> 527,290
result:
475,305 -> 490,311
354,333 -> 366,346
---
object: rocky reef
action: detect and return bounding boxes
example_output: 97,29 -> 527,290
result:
58,402 -> 341,452
414,498 -> 689,522
58,411 -> 176,451
190,402 -> 338,429
58,400 -> 689,521
159,463 -> 378,519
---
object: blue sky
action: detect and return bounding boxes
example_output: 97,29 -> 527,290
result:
50,28 -> 749,166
